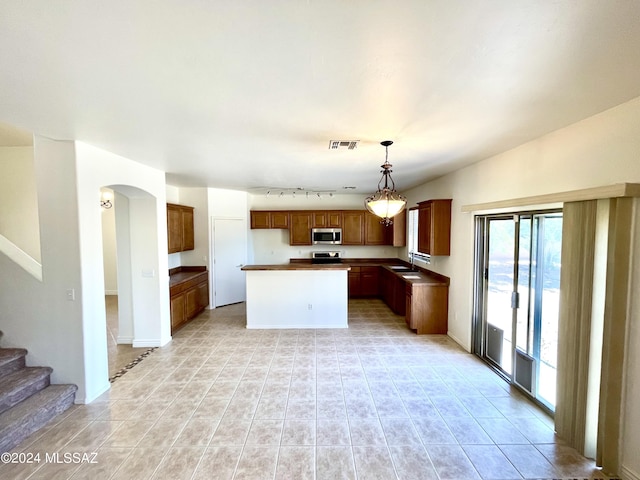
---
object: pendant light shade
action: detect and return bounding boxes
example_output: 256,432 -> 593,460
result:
364,141 -> 407,226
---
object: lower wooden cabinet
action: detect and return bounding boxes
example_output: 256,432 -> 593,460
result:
354,264 -> 448,334
169,269 -> 209,333
405,282 -> 448,334
349,266 -> 381,297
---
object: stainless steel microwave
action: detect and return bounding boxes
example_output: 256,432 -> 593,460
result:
312,228 -> 342,245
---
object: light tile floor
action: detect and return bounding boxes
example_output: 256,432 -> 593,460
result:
0,299 -> 619,480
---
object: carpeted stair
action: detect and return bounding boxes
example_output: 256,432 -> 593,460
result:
0,334 -> 77,453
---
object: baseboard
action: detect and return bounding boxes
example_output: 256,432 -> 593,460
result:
105,290 -> 118,296
247,323 -> 348,329
132,336 -> 171,348
117,336 -> 133,344
621,464 -> 640,480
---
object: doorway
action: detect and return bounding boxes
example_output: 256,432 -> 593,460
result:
474,210 -> 562,411
212,218 -> 247,307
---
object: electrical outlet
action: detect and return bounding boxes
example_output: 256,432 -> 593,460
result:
308,304 -> 313,310
66,289 -> 75,301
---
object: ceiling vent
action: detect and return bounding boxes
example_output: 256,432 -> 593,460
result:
329,140 -> 359,150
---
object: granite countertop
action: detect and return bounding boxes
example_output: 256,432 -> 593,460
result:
241,264 -> 351,271
380,264 -> 449,286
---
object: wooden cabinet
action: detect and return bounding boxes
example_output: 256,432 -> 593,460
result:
380,267 -> 405,314
169,269 -> 209,333
405,282 -> 448,334
312,211 -> 342,228
417,199 -> 452,255
390,210 -> 407,247
250,210 -> 271,229
348,266 -> 380,297
248,208 -> 405,247
271,212 -> 289,229
364,212 -> 388,245
360,266 -> 380,296
167,203 -> 194,253
250,211 -> 289,229
348,266 -> 362,296
342,211 -> 365,245
289,211 -> 312,245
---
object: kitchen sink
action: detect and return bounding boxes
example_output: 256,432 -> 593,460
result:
389,266 -> 414,272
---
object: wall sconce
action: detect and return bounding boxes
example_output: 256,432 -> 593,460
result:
100,191 -> 113,209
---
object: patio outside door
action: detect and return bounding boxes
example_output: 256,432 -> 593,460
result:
474,211 -> 562,411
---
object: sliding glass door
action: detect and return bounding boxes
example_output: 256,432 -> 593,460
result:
474,211 -> 562,411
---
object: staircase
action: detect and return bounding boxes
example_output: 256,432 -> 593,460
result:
0,331 -> 77,453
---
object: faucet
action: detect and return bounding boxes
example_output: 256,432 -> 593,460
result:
410,251 -> 415,271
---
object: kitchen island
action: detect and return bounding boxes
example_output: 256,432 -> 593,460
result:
241,263 -> 351,329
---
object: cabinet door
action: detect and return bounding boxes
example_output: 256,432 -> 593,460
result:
348,266 -> 361,297
391,209 -> 407,247
417,202 -> 432,254
342,211 -> 364,245
418,199 -> 452,255
270,211 -> 289,229
327,211 -> 342,228
289,212 -> 312,245
250,211 -> 271,229
364,212 -> 388,245
394,276 -> 407,315
360,267 -> 380,296
167,206 -> 182,253
170,293 -> 186,331
185,287 -> 199,318
197,281 -> 209,311
312,211 -> 327,228
181,207 -> 195,251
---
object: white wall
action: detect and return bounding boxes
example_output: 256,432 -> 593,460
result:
403,96 -> 640,478
404,96 -> 640,351
178,187 -> 209,267
72,142 -> 171,401
0,146 -> 41,261
0,136 -> 86,399
249,192 -> 400,264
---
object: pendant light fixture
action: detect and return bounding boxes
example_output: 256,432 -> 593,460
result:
364,140 -> 407,226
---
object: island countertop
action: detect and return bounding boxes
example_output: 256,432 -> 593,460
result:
241,263 -> 351,271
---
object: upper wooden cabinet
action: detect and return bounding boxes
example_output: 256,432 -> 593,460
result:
250,210 -> 289,229
312,211 -> 342,228
167,203 -> 194,253
364,212 -> 387,245
417,199 -> 452,256
248,208 -> 406,247
342,211 -> 365,245
289,211 -> 312,245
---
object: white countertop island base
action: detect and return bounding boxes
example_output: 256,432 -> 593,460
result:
244,269 -> 348,329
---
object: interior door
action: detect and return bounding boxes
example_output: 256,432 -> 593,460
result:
212,218 -> 247,307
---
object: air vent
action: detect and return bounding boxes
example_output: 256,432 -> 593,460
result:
329,140 -> 359,150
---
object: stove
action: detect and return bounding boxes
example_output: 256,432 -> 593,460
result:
311,251 -> 342,264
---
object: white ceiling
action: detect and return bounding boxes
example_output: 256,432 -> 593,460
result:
1,1 -> 640,194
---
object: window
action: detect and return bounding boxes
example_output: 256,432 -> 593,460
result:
407,208 -> 430,264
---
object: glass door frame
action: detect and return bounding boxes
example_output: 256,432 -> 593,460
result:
472,208 -> 562,414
